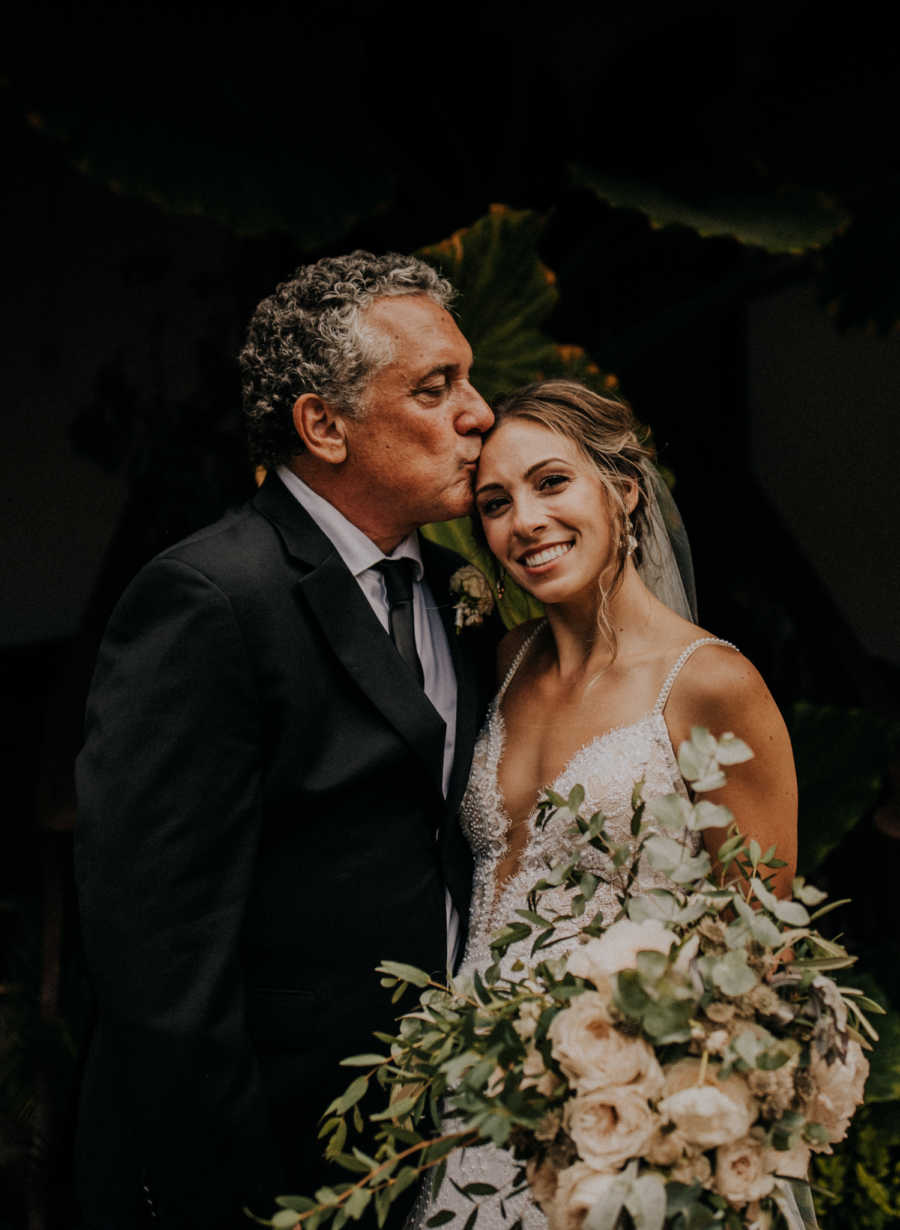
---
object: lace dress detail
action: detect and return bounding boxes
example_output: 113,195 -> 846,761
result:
410,628 -> 737,1230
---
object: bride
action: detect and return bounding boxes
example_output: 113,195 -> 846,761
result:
412,379 -> 802,1229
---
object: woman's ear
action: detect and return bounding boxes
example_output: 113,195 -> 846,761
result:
622,477 -> 640,515
291,394 -> 349,464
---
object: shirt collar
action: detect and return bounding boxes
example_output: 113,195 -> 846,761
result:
276,466 -> 423,581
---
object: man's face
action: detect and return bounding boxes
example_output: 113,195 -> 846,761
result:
342,295 -> 494,543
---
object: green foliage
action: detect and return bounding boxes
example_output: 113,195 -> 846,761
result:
812,1101 -> 900,1229
789,702 -> 898,876
571,169 -> 849,255
417,206 -> 615,406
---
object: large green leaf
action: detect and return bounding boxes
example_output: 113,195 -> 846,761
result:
572,167 -> 849,255
790,702 -> 897,875
417,205 -> 616,404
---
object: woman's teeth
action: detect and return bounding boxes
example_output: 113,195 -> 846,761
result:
522,541 -> 573,567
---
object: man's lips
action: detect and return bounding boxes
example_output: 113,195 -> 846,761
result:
519,540 -> 574,569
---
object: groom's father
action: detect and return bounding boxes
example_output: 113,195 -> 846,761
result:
74,253 -> 495,1229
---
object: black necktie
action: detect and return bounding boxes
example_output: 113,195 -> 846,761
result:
376,559 -> 425,686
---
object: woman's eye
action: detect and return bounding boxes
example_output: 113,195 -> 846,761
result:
538,473 -> 570,491
480,496 -> 509,516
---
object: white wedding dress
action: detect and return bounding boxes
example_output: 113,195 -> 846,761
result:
410,626 -> 736,1230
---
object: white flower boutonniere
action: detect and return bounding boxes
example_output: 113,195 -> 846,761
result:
449,564 -> 495,632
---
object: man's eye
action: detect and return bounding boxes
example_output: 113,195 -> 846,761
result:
416,383 -> 446,398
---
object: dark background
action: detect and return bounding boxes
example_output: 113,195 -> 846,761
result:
2,4 -> 899,1227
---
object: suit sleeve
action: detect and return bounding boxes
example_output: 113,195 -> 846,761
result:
75,555 -> 283,1228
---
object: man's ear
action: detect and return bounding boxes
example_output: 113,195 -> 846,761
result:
292,393 -> 348,464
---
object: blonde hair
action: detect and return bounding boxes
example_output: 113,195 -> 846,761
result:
489,379 -> 656,661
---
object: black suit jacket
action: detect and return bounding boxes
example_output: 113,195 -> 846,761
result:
74,474 -> 496,1229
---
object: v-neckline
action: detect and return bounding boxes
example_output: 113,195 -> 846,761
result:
490,700 -> 663,837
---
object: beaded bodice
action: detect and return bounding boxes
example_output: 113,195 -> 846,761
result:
458,628 -> 737,976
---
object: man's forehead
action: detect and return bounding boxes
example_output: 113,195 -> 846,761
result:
365,295 -> 472,370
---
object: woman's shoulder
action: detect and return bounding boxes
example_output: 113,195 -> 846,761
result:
664,633 -> 785,743
495,617 -> 546,685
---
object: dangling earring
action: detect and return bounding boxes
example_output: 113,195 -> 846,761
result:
496,569 -> 506,599
624,515 -> 637,556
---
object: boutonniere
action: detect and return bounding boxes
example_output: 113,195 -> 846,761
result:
449,565 -> 495,632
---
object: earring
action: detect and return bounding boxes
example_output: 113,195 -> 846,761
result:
496,570 -> 506,599
624,516 -> 637,556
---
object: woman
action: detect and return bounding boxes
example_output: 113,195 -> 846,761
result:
412,380 -> 801,1230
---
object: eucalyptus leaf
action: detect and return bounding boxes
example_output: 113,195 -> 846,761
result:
715,733 -> 754,764
751,878 -> 810,926
272,1211 -> 303,1229
691,801 -> 734,831
711,949 -> 758,996
646,794 -> 693,831
583,1176 -> 629,1230
377,961 -> 431,988
626,1172 -> 666,1230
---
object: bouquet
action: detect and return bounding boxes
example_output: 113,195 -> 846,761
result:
260,728 -> 880,1230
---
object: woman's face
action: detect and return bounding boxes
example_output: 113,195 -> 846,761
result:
475,417 -> 627,605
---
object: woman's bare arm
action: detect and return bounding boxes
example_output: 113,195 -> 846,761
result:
666,646 -> 798,897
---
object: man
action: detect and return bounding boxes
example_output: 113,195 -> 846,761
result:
74,252 -> 496,1229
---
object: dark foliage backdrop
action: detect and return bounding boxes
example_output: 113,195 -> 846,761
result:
2,4 -> 899,1227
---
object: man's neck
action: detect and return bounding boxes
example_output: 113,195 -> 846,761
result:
284,459 -> 412,554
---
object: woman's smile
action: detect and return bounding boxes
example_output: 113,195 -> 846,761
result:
519,539 -> 575,570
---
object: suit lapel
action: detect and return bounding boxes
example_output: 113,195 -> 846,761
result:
419,536 -> 483,820
253,475 -> 447,797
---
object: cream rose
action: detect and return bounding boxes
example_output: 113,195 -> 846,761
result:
714,1136 -> 776,1204
564,1086 -> 658,1172
548,1162 -> 626,1230
659,1059 -> 757,1149
548,992 -> 663,1094
566,919 -> 675,987
805,1038 -> 869,1148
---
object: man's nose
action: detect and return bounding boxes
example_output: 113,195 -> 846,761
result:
456,384 -> 494,435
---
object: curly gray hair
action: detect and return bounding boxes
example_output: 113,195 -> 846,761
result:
239,250 -> 455,468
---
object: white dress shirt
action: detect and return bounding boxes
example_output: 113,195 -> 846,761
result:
276,466 -> 461,965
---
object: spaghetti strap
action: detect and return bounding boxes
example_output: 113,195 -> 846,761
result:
496,620 -> 547,704
652,637 -> 738,715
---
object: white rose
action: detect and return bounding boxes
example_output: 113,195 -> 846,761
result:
805,1038 -> 869,1148
566,919 -> 675,987
659,1059 -> 757,1148
714,1136 -> 776,1205
565,1086 -> 658,1171
548,992 -> 663,1094
548,1162 -> 625,1230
